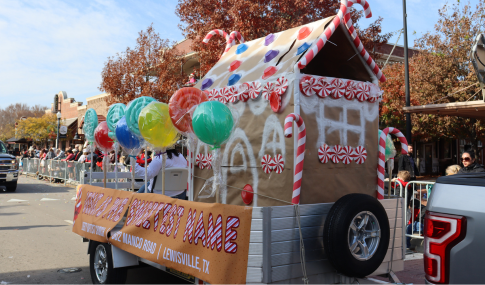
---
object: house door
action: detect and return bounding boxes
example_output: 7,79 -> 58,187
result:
425,145 -> 432,174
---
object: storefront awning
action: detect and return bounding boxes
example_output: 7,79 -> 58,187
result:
6,137 -> 30,144
403,100 -> 485,120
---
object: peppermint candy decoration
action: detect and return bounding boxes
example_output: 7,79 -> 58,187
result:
262,82 -> 275,100
331,78 -> 346,99
196,154 -> 205,169
273,154 -> 284,174
228,86 -> 240,103
344,80 -> 356,100
300,76 -> 315,96
352,146 -> 367,164
261,155 -> 275,174
315,77 -> 333,98
275,76 -> 289,95
239,83 -> 250,102
329,145 -> 342,163
338,146 -> 354,164
219,88 -> 230,104
248,81 -> 262,99
211,89 -> 221,102
355,82 -> 370,102
203,153 -> 213,169
318,144 -> 331,163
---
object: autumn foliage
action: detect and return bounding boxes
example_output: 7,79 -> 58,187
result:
99,25 -> 186,105
0,103 -> 46,141
16,114 -> 57,145
176,0 -> 391,74
380,2 -> 485,147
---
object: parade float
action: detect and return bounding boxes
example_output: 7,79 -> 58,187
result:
72,0 -> 409,283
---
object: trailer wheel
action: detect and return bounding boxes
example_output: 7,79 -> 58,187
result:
323,193 -> 390,277
89,241 -> 127,284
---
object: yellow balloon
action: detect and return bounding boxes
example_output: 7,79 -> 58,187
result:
138,102 -> 180,149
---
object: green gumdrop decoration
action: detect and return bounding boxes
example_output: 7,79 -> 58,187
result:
192,101 -> 234,147
125,96 -> 157,137
83,108 -> 98,142
378,130 -> 397,161
106,103 -> 126,139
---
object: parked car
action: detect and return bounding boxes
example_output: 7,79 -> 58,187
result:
424,173 -> 485,283
0,141 -> 19,192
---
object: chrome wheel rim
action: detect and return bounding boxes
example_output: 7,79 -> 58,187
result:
347,211 -> 381,261
94,245 -> 108,283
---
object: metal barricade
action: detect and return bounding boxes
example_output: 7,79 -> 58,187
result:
404,181 -> 435,241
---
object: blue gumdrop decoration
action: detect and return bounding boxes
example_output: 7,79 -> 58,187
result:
264,50 -> 279,63
115,116 -> 141,151
236,44 -> 248,55
201,78 -> 213,90
228,74 -> 241,86
297,43 -> 311,55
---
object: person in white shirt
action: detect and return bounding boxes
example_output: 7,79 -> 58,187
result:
135,149 -> 188,198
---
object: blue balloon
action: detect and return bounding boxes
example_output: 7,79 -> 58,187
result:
116,116 -> 142,150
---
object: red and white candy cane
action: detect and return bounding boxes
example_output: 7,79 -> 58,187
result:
377,127 -> 408,199
284,113 -> 306,204
297,0 -> 385,82
203,29 -> 231,55
229,31 -> 245,46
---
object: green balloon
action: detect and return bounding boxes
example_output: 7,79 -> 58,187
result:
83,108 -> 98,142
192,101 -> 234,147
125,96 -> 157,137
106,103 -> 126,139
378,130 -> 396,161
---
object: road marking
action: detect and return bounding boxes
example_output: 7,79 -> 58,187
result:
64,220 -> 73,225
7,199 -> 28,202
40,198 -> 59,201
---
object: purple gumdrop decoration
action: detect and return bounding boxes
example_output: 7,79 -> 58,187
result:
265,34 -> 275,46
201,78 -> 213,90
264,50 -> 279,63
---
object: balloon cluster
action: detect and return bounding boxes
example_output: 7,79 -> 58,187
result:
83,87 -> 236,156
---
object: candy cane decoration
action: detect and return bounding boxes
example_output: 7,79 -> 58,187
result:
297,0 -> 385,82
377,127 -> 408,199
229,31 -> 245,47
284,113 -> 306,204
203,29 -> 232,56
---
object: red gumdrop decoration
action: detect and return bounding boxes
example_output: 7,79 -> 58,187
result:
229,60 -> 242,72
297,26 -> 312,40
270,91 -> 281,113
262,66 -> 278,80
94,121 -> 114,152
241,184 -> 254,205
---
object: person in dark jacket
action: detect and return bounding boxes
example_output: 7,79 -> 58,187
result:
398,145 -> 420,180
458,150 -> 485,173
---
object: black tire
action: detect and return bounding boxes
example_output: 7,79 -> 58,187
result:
89,241 -> 127,284
323,193 -> 390,277
6,182 -> 17,192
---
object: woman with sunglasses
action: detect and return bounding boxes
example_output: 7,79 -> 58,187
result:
458,150 -> 485,173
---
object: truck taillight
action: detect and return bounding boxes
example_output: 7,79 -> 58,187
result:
424,211 -> 466,284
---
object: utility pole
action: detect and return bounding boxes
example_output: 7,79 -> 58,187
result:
403,0 -> 412,144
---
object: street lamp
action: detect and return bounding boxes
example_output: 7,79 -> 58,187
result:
56,111 -> 61,149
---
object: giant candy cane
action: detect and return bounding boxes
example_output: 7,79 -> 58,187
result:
297,0 -> 386,82
203,29 -> 231,55
377,127 -> 408,199
284,114 -> 306,204
229,31 -> 245,46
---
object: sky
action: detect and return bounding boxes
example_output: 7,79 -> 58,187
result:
0,0 -> 481,109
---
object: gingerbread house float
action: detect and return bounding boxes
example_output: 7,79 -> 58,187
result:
192,2 -> 385,207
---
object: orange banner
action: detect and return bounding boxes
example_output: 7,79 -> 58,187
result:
72,185 -> 134,243
72,186 -> 253,284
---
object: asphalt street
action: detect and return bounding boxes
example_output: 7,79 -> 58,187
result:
0,175 -> 185,284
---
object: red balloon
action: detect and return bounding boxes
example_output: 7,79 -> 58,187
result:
168,87 -> 208,134
94,121 -> 114,152
241,184 -> 254,205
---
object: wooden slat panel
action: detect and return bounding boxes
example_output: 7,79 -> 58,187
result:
271,272 -> 341,284
85,172 -> 143,179
89,182 -> 139,189
271,214 -> 326,230
252,207 -> 263,219
248,254 -> 263,267
271,238 -> 323,255
382,247 -> 403,262
250,230 -> 263,243
271,226 -> 323,242
250,218 -> 263,231
271,250 -> 326,267
246,267 -> 263,283
386,207 -> 403,219
380,198 -> 403,209
271,203 -> 333,218
249,243 -> 263,255
271,259 -> 335,282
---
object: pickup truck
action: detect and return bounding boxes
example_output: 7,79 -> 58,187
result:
423,173 -> 485,284
0,140 -> 19,192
